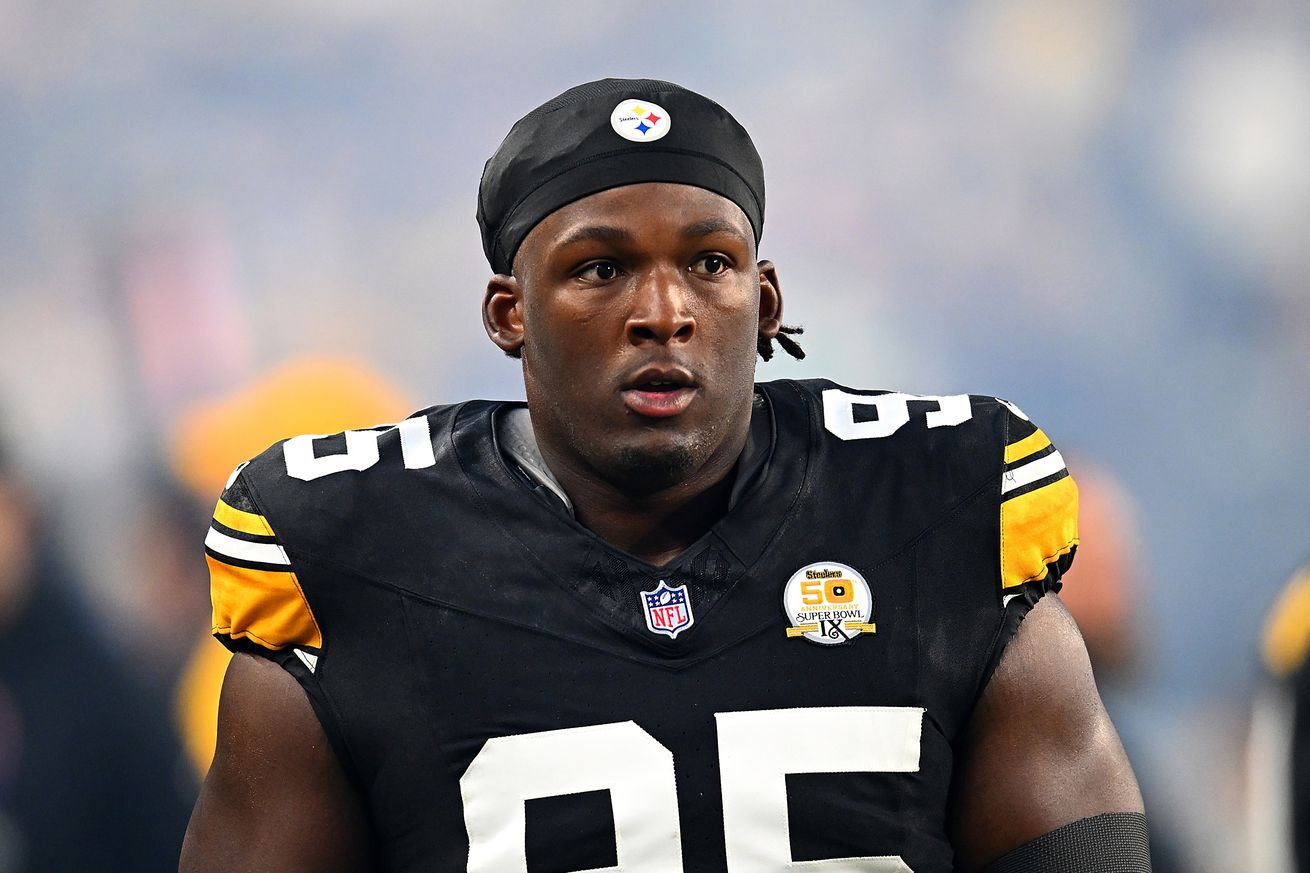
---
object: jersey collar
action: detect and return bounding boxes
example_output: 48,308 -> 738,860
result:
495,391 -> 774,520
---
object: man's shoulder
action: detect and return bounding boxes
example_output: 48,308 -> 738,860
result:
760,377 -> 1030,466
204,400 -> 506,658
761,379 -> 1075,584
234,399 -> 485,487
222,400 -> 500,552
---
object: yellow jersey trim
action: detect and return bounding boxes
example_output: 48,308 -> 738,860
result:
213,498 -> 275,537
1001,474 -> 1079,589
1004,428 -> 1052,465
207,555 -> 323,650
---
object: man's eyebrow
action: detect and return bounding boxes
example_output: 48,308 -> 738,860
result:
681,218 -> 749,240
555,225 -> 633,248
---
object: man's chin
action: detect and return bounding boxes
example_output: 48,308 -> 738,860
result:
611,442 -> 697,495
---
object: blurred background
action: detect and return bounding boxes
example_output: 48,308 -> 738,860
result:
0,0 -> 1307,869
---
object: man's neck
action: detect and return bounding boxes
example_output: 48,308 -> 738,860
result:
527,420 -> 751,568
547,451 -> 742,567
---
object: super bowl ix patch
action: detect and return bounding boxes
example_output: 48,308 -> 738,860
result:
782,561 -> 876,646
640,580 -> 694,639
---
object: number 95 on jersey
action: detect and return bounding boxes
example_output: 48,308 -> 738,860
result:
460,706 -> 922,872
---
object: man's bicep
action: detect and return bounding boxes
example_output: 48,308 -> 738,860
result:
179,652 -> 374,873
948,594 -> 1144,872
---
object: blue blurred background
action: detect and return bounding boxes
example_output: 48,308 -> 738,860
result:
0,1 -> 1307,869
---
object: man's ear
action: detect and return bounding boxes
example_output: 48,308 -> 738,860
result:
757,259 -> 782,340
483,274 -> 525,358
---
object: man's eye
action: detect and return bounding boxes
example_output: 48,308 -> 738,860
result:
691,255 -> 729,276
578,262 -> 619,282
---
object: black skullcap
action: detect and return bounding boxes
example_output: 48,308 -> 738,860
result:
478,78 -> 765,275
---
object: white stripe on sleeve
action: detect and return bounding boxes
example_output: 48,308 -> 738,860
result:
1001,450 -> 1067,495
205,526 -> 291,566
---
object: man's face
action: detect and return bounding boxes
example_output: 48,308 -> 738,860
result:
485,183 -> 781,494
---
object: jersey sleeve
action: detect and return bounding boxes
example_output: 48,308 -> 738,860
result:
977,402 -> 1080,686
205,464 -> 323,657
998,404 -> 1079,596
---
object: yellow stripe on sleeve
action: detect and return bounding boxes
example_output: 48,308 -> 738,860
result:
1001,474 -> 1079,589
213,498 -> 275,537
207,555 -> 322,650
1263,569 -> 1310,677
1004,428 -> 1052,465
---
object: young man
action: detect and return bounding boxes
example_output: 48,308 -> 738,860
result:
180,79 -> 1149,872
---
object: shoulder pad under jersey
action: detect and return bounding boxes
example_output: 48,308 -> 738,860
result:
996,399 -> 1079,594
203,404 -> 461,654
792,379 -> 1078,599
205,462 -> 321,654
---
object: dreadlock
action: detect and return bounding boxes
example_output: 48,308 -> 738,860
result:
758,324 -> 806,362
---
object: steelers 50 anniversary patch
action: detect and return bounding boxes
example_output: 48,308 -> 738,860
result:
783,562 -> 876,646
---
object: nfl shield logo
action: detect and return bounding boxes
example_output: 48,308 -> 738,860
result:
640,580 -> 694,639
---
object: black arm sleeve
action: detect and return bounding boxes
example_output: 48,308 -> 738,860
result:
980,812 -> 1151,873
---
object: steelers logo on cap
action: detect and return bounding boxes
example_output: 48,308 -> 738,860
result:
609,99 -> 671,143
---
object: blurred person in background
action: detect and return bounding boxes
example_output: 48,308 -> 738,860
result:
167,357 -> 412,777
1055,462 -> 1139,679
122,476 -> 216,687
1248,562 -> 1310,873
1058,460 -> 1185,872
0,432 -> 191,872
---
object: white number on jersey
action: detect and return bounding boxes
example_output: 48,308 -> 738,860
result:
282,417 -> 436,481
461,721 -> 681,873
717,707 -> 921,871
459,706 -> 924,872
822,390 -> 971,441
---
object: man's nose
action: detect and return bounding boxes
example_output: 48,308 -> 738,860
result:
625,265 -> 695,346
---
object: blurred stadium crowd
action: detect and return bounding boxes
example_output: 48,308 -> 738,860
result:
0,0 -> 1307,870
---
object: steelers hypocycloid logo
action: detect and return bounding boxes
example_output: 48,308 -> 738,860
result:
610,99 -> 671,143
782,562 -> 876,646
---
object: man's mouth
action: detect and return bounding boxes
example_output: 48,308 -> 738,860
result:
621,368 -> 697,419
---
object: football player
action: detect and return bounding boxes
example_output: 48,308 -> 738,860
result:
180,79 -> 1149,872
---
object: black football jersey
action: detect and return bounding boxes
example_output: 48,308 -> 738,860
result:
205,378 -> 1078,872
